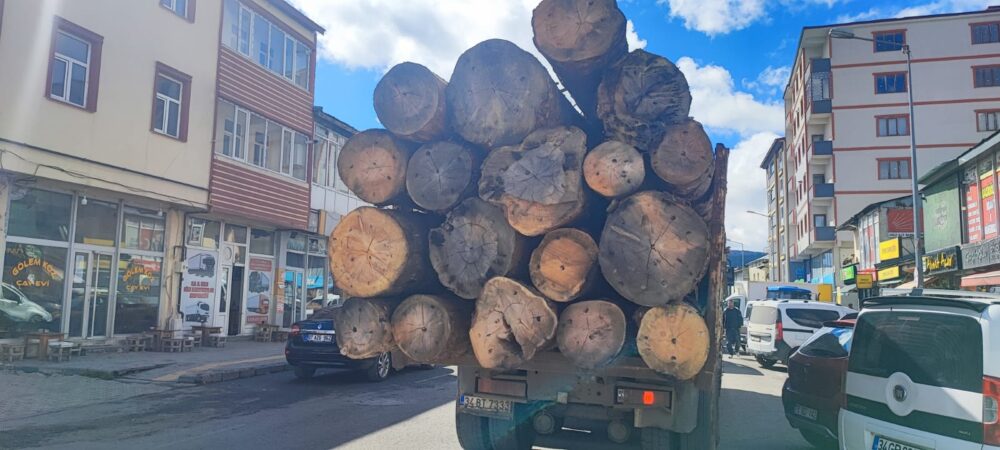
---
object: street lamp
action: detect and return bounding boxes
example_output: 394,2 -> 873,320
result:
746,210 -> 768,218
829,28 -> 924,288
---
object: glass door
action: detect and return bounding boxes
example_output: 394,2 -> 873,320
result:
68,250 -> 114,338
282,269 -> 305,328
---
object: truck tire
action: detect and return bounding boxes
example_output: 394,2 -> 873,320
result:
455,406 -> 533,450
640,427 -> 675,450
456,409 -> 490,450
755,355 -> 777,369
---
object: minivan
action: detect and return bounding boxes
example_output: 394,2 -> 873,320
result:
746,300 -> 854,368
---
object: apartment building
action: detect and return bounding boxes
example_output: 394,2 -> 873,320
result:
311,107 -> 367,238
761,138 -> 789,281
770,7 -> 1000,285
0,0 -> 219,341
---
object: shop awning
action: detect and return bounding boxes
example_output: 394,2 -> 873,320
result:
961,270 -> 1000,288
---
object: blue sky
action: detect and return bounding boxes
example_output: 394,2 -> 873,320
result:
293,0 -> 994,251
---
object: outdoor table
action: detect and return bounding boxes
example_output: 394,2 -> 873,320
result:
24,331 -> 65,360
190,325 -> 223,345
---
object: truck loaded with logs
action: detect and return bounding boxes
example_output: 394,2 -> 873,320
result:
326,0 -> 728,448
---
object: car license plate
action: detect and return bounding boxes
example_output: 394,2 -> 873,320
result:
793,404 -> 817,420
872,435 -> 922,450
305,334 -> 332,343
460,395 -> 513,419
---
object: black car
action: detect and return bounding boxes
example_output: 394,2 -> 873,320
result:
284,308 -> 395,382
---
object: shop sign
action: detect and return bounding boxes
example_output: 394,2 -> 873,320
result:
8,257 -> 60,288
967,168 -> 984,243
121,264 -> 155,293
877,266 -> 900,281
841,264 -> 857,285
879,238 -> 901,261
181,250 -> 218,327
984,163 -> 999,240
857,273 -> 874,289
923,247 -> 961,275
962,236 -> 1000,270
246,257 -> 273,325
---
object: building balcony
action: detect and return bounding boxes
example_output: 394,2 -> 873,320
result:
814,226 -> 835,242
811,183 -> 834,199
811,99 -> 832,115
811,58 -> 831,74
812,140 -> 832,157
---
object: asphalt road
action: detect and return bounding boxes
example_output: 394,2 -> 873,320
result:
1,355 -> 811,450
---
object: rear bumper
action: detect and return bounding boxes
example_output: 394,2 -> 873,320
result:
749,340 -> 792,361
781,380 -> 838,440
284,344 -> 375,369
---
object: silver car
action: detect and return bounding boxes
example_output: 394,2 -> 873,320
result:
0,283 -> 53,323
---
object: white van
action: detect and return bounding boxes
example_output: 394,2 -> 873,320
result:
746,300 -> 854,368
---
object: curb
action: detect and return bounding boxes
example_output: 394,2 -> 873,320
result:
2,363 -> 170,380
176,362 -> 290,385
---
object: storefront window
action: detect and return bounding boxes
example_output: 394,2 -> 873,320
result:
287,234 -> 306,252
286,251 -> 305,268
0,243 -> 67,337
249,228 -> 274,255
75,199 -> 119,246
307,255 -> 326,305
8,188 -> 72,242
187,218 -> 221,249
308,237 -> 325,255
114,254 -> 162,334
121,206 -> 165,252
225,224 -> 248,243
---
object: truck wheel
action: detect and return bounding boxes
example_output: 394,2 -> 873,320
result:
485,415 -> 533,450
640,427 -> 675,450
755,355 -> 777,369
456,409 -> 490,450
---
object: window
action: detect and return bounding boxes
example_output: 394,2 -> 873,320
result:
250,229 -> 274,255
159,0 -> 193,21
973,22 -> 1000,44
8,188 -> 72,241
1,243 -> 68,337
115,254 -> 163,334
186,218 -> 220,249
151,64 -> 191,140
749,306 -> 778,325
978,110 -> 1000,132
75,198 -> 119,245
813,214 -> 826,228
47,18 -> 103,111
221,0 -> 310,89
798,326 -> 853,358
785,308 -> 841,328
874,72 -> 907,94
308,211 -> 320,233
249,113 -> 267,166
215,100 -> 247,159
214,99 -> 310,180
974,65 -> 1000,87
873,30 -> 905,52
877,115 -> 909,137
878,158 -> 911,180
121,206 -> 165,252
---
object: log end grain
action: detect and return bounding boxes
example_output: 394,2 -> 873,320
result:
333,297 -> 396,359
374,62 -> 449,142
406,141 -> 482,213
532,0 -> 627,66
583,140 -> 645,198
556,300 -> 627,370
469,277 -> 559,369
529,228 -> 599,302
649,119 -> 714,198
391,294 -> 472,363
636,303 -> 709,380
337,129 -> 414,205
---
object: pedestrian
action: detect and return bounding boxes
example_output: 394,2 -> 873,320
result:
722,299 -> 743,358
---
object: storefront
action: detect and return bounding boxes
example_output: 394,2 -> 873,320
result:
960,236 -> 1000,292
922,246 -> 962,288
1,187 -> 173,340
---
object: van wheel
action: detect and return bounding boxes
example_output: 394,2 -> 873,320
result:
755,356 -> 777,369
799,430 -> 836,449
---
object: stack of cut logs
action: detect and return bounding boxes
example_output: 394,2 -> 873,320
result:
328,0 -> 728,381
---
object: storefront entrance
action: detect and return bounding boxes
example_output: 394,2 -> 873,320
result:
282,269 -> 304,328
68,250 -> 114,339
221,265 -> 245,336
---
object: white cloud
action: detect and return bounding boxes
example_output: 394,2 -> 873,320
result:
658,0 -> 846,36
725,132 -> 779,253
896,0 -> 993,18
626,20 -> 647,51
742,65 -> 791,97
676,57 -> 785,136
835,7 -> 883,23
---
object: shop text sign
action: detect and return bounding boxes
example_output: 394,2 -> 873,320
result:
8,257 -> 59,287
841,265 -> 857,285
121,265 -> 155,293
856,273 -> 874,289
962,237 -> 1000,270
879,238 -> 901,261
923,247 -> 960,275
967,170 -> 983,243
877,266 -> 900,281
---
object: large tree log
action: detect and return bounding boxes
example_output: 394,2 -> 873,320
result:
447,39 -> 578,148
429,198 -> 528,299
599,191 -> 710,307
529,228 -> 599,302
650,119 -> 714,200
337,129 -> 416,205
469,277 -> 559,369
583,140 -> 645,198
406,141 -> 483,213
556,299 -> 628,370
329,207 -> 437,298
373,62 -> 449,143
636,303 -> 710,380
597,50 -> 691,151
391,294 -> 473,363
333,297 -> 397,359
531,0 -> 628,119
479,126 -> 588,236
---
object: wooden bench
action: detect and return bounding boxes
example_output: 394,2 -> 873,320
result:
1,343 -> 25,362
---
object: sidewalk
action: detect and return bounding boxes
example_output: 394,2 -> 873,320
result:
3,340 -> 289,384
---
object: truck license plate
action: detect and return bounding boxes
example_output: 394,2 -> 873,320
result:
461,395 -> 513,419
873,435 -> 923,450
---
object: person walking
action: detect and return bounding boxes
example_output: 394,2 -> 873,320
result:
722,299 -> 743,358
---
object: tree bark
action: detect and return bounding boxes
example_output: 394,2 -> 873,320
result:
428,198 -> 528,300
531,0 -> 628,119
337,129 -> 416,205
597,50 -> 691,151
333,297 -> 397,359
583,140 -> 645,198
598,191 -> 710,307
329,207 -> 438,298
406,140 -> 484,213
391,294 -> 473,363
374,62 -> 449,143
529,228 -> 599,302
636,303 -> 710,380
469,277 -> 559,370
556,299 -> 628,370
446,39 -> 578,148
649,119 -> 714,200
479,126 -> 588,236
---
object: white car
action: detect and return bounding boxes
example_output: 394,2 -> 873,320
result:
0,283 -> 53,323
840,289 -> 1000,450
746,300 -> 854,368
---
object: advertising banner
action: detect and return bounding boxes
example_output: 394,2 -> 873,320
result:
886,208 -> 914,237
879,238 -> 901,262
246,257 -> 273,325
983,171 -> 998,240
180,250 -> 218,328
966,169 -> 983,243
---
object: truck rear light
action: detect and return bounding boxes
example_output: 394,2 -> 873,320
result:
616,388 -> 671,408
642,391 -> 655,405
476,377 -> 527,398
775,320 -> 784,343
984,376 -> 1000,445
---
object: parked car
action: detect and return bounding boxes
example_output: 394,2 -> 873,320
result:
782,314 -> 856,448
0,283 -> 53,323
840,289 -> 1000,450
747,300 -> 854,368
285,307 -> 410,382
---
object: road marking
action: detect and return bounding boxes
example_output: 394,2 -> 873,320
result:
151,355 -> 285,382
415,373 -> 455,384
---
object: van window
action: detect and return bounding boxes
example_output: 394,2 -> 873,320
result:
745,304 -> 754,323
750,305 -> 778,325
798,326 -> 853,358
785,308 -> 841,328
849,311 -> 983,392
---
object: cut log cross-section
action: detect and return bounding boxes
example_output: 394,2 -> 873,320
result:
650,119 -> 715,200
556,300 -> 628,370
333,297 -> 397,360
429,198 -> 527,299
469,277 -> 559,370
583,140 -> 645,198
599,191 -> 710,307
531,0 -> 628,119
329,207 -> 437,298
374,62 -> 449,143
636,303 -> 710,380
447,39 -> 578,148
391,294 -> 473,363
529,228 -> 599,302
337,129 -> 415,205
406,141 -> 483,213
479,126 -> 588,236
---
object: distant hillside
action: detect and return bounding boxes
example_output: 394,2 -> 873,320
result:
726,250 -> 765,268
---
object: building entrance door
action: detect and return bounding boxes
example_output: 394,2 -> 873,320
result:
68,250 -> 114,338
282,270 -> 304,328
